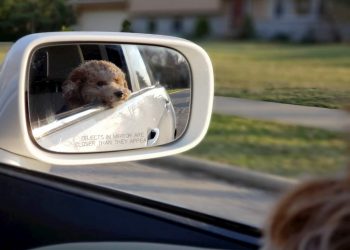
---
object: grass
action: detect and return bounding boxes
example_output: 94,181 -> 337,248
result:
2,41 -> 348,108
186,114 -> 348,178
0,43 -> 11,63
167,88 -> 187,94
201,42 -> 350,109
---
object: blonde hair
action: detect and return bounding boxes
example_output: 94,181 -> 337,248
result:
263,177 -> 350,250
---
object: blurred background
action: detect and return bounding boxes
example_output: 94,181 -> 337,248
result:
1,0 -> 349,42
0,0 -> 349,226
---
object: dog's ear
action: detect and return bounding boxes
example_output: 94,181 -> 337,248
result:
123,79 -> 129,90
62,68 -> 87,107
121,72 -> 129,89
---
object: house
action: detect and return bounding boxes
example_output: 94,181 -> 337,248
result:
69,0 -> 350,42
129,0 -> 232,38
69,0 -> 128,32
249,0 -> 350,42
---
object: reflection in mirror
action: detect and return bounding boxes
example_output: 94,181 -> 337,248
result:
27,43 -> 191,153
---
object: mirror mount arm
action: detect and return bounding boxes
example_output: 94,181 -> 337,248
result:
0,149 -> 51,172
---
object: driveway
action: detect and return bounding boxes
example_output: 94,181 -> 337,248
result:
52,160 -> 277,228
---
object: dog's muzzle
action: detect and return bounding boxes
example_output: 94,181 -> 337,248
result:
114,90 -> 124,98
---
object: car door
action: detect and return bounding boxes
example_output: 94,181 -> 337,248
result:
122,44 -> 177,146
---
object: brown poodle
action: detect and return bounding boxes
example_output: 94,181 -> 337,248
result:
62,60 -> 131,109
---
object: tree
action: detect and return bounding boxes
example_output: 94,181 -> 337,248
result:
0,0 -> 75,41
193,17 -> 210,39
238,15 -> 255,40
320,0 -> 350,42
121,19 -> 132,32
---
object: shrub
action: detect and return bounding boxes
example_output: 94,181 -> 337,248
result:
238,15 -> 256,40
121,19 -> 132,32
193,17 -> 210,39
300,28 -> 317,44
271,33 -> 291,43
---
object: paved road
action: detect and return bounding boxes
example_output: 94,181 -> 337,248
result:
214,96 -> 350,132
169,89 -> 191,138
51,160 -> 279,228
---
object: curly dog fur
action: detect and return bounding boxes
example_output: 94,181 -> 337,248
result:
62,60 -> 131,109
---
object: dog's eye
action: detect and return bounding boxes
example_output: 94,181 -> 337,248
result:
97,81 -> 107,87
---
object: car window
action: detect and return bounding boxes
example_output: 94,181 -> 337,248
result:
28,43 -> 131,123
80,44 -> 103,60
105,44 -> 131,88
79,44 -> 131,87
2,37 -> 349,229
123,45 -> 153,90
29,45 -> 83,124
137,45 -> 191,91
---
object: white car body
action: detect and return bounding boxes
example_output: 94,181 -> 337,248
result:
33,85 -> 176,152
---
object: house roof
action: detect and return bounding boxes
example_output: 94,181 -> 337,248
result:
69,0 -> 225,16
69,0 -> 126,5
68,0 -> 127,11
129,0 -> 222,15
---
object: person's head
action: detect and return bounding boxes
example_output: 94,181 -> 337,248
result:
262,176 -> 350,250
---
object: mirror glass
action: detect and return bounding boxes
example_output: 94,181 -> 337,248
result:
27,43 -> 191,153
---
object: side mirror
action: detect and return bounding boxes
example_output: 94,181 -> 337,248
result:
29,43 -> 190,153
0,32 -> 213,166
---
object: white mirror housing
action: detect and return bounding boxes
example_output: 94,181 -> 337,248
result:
0,32 -> 213,166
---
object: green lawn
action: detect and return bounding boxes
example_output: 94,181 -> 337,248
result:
186,114 -> 348,178
2,42 -> 348,108
201,42 -> 350,109
0,43 -> 11,63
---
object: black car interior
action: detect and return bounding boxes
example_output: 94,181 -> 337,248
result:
0,163 -> 260,250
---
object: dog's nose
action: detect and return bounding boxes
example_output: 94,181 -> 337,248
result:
114,91 -> 123,98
